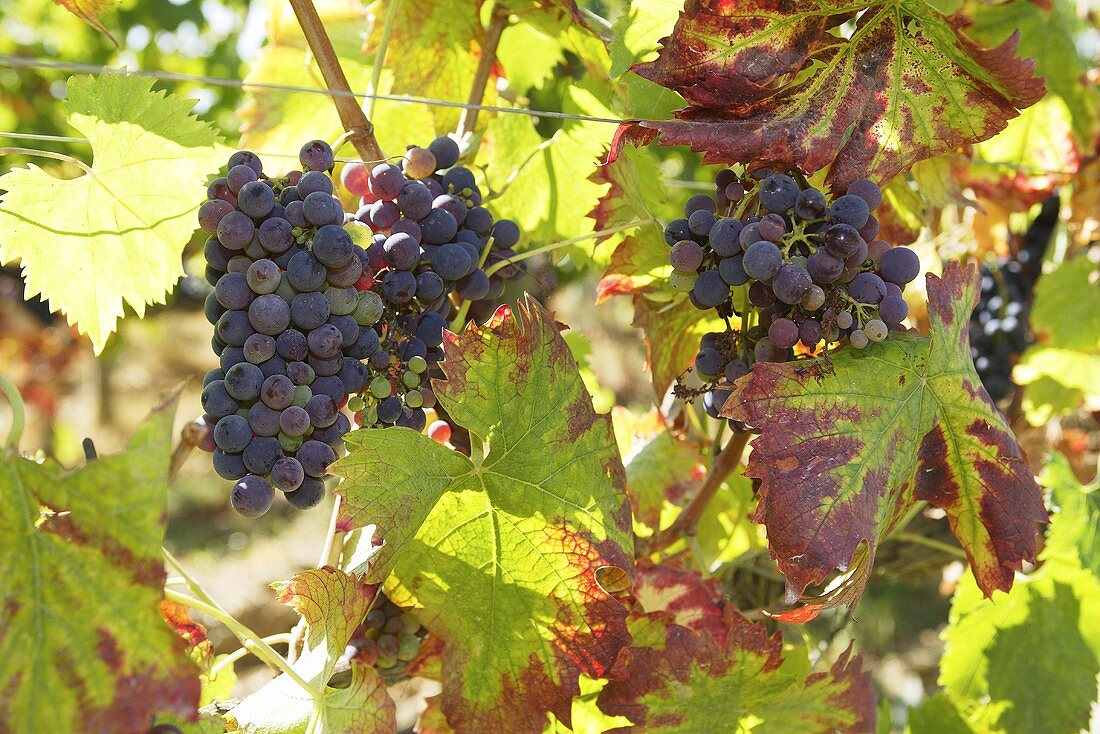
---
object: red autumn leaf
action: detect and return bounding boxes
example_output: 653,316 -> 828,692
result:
723,263 -> 1047,618
610,0 -> 1045,190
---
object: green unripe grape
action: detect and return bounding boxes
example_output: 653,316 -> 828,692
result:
347,395 -> 366,412
326,286 -> 359,315
407,355 -> 428,374
276,277 -> 297,305
359,401 -> 378,426
292,385 -> 312,408
344,220 -> 374,248
404,389 -> 424,408
397,636 -> 420,662
669,270 -> 697,293
402,371 -> 420,389
353,291 -> 384,326
375,655 -> 397,669
278,432 -> 303,453
369,376 -> 391,398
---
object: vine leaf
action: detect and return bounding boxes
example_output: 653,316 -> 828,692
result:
1040,454 -> 1100,580
619,420 -> 704,529
226,568 -> 396,734
0,74 -> 224,353
724,263 -> 1046,618
53,0 -> 119,45
1015,252 -> 1100,423
633,295 -> 726,398
0,392 -> 201,733
938,484 -> 1100,734
610,0 -> 1045,190
598,566 -> 876,732
334,296 -> 634,734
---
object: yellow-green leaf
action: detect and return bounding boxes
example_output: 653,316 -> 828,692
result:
0,393 -> 199,733
334,297 -> 633,734
0,73 -> 224,353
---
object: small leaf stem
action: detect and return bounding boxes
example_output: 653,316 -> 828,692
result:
647,430 -> 750,554
165,588 -> 321,700
211,632 -> 293,677
890,531 -> 968,559
0,372 -> 25,450
364,0 -> 402,121
288,0 -> 385,162
456,4 -> 509,137
0,147 -> 95,176
483,219 -> 654,278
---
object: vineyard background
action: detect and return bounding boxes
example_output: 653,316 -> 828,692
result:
1,0 -> 1099,732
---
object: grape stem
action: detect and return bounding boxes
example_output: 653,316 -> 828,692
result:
163,551 -> 323,701
483,219 -> 654,278
0,147 -> 95,176
0,371 -> 25,450
890,531 -> 968,560
211,632 -> 293,677
364,0 -> 402,122
645,429 -> 750,554
457,4 -> 510,137
288,0 -> 385,162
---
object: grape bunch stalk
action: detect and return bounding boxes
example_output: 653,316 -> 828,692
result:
667,169 -> 920,418
196,137 -> 526,517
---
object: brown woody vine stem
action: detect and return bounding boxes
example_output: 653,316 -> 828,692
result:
456,4 -> 509,137
647,430 -> 750,554
288,0 -> 385,162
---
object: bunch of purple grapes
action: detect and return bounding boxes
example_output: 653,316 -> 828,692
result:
340,591 -> 426,682
667,170 -> 920,416
198,141 -> 373,517
337,136 -> 523,430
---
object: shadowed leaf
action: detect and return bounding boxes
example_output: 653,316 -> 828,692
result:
334,297 -> 633,734
724,263 -> 1046,617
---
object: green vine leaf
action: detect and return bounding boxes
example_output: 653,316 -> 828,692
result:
1040,454 -> 1100,579
938,495 -> 1100,734
226,567 -> 396,734
724,263 -> 1046,618
610,0 -> 1045,189
1015,251 -> 1100,423
0,392 -> 200,733
0,73 -> 225,353
334,297 -> 633,734
598,592 -> 876,732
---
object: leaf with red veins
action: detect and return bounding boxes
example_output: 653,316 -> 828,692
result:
598,619 -> 876,733
334,296 -> 634,734
633,294 -> 727,398
613,0 -> 1044,189
629,561 -> 732,645
0,393 -> 200,734
723,263 -> 1047,616
227,568 -> 395,734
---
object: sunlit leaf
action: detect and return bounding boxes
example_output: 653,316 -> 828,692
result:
53,0 -> 118,44
334,297 -> 633,733
226,568 -> 396,734
1040,454 -> 1100,578
0,73 -> 225,352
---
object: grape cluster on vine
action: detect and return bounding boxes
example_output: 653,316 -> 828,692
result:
340,591 -> 426,681
969,195 -> 1058,402
337,136 -> 524,430
667,169 -> 920,417
197,137 -> 524,516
